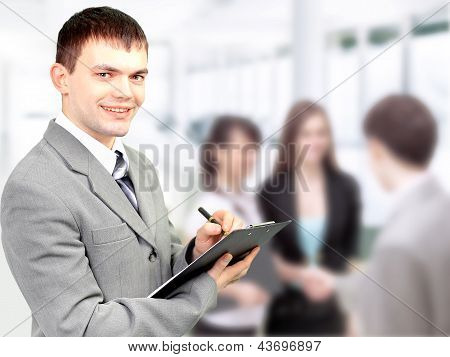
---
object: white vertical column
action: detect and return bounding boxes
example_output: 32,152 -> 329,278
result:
292,0 -> 325,101
172,38 -> 188,135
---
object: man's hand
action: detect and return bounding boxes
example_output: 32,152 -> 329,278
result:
193,209 -> 260,291
193,209 -> 246,260
207,246 -> 260,291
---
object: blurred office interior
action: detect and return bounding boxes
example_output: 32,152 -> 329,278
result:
0,0 -> 449,336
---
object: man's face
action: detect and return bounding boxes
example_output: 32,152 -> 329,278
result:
64,39 -> 147,147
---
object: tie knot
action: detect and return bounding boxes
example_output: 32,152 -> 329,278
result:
113,150 -> 127,179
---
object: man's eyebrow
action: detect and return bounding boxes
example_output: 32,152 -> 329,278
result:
133,68 -> 148,75
91,64 -> 120,72
91,64 -> 148,75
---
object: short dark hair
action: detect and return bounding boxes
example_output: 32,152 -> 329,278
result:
56,6 -> 148,73
363,94 -> 437,166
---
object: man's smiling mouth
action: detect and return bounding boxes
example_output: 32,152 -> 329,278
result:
100,105 -> 133,113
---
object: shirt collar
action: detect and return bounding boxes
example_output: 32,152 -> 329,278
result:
54,111 -> 129,175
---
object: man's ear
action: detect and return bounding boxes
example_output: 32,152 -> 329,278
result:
50,63 -> 69,94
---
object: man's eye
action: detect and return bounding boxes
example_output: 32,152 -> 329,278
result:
97,72 -> 111,78
133,75 -> 145,81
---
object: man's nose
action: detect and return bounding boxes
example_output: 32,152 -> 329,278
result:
112,76 -> 133,99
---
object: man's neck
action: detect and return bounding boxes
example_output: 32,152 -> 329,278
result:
388,165 -> 426,192
62,108 -> 115,149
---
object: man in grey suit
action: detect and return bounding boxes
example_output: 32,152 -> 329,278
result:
0,7 -> 259,337
289,95 -> 450,336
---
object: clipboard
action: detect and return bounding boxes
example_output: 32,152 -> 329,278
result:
149,220 -> 292,299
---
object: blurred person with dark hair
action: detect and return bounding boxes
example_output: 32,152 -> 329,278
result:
183,115 -> 279,336
298,94 -> 450,336
258,100 -> 361,336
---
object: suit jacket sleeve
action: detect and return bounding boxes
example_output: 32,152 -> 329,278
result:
336,244 -> 432,336
1,179 -> 217,337
170,219 -> 196,275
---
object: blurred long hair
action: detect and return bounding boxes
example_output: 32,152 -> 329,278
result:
276,99 -> 338,174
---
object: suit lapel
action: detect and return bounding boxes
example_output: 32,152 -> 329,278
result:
88,155 -> 149,238
125,146 -> 157,247
43,119 -> 155,247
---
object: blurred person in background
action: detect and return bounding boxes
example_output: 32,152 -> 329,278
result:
258,100 -> 361,336
298,94 -> 450,336
183,115 -> 280,336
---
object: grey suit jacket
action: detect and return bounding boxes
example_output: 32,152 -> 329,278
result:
1,119 -> 218,336
337,174 -> 450,336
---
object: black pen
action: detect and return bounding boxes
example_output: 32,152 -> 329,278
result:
198,207 -> 226,234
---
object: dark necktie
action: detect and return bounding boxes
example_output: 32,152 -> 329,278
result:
113,150 -> 139,211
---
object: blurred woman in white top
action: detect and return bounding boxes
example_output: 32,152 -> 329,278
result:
182,115 -> 277,336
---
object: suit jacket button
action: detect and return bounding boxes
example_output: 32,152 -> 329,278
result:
149,251 -> 157,262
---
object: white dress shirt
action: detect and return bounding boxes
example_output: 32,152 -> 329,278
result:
54,111 -> 129,175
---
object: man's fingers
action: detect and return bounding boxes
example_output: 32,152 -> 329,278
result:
236,267 -> 249,279
222,246 -> 260,280
203,222 -> 222,235
211,209 -> 227,221
210,210 -> 246,236
196,222 -> 222,242
213,210 -> 234,232
243,245 -> 260,263
222,211 -> 234,232
209,246 -> 260,289
226,275 -> 242,286
222,257 -> 247,277
208,252 -> 233,279
230,218 -> 246,232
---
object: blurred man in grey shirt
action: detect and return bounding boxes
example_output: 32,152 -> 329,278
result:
296,95 -> 450,336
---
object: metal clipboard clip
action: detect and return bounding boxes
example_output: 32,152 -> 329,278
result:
246,221 -> 275,228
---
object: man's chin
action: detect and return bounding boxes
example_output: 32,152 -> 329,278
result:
99,124 -> 131,139
110,127 -> 130,138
